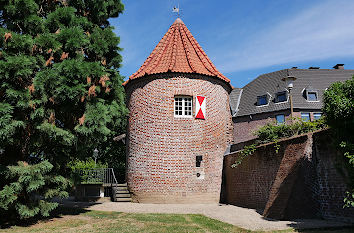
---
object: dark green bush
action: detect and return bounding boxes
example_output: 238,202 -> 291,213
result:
67,158 -> 107,185
323,77 -> 354,207
0,161 -> 70,220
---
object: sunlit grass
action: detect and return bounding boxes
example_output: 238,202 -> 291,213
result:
2,208 -> 353,233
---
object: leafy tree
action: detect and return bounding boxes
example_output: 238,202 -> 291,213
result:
323,77 -> 354,207
0,0 -> 127,219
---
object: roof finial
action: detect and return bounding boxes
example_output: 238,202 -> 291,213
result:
172,3 -> 180,18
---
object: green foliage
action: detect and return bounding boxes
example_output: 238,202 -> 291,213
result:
0,161 -> 70,220
67,158 -> 107,171
232,118 -> 326,168
0,0 -> 127,165
0,0 -> 127,221
344,191 -> 354,208
254,117 -> 327,144
323,77 -> 354,208
231,144 -> 257,168
323,77 -> 354,128
67,158 -> 108,185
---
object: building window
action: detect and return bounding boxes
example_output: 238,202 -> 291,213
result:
276,114 -> 285,124
306,91 -> 318,101
313,112 -> 322,120
257,95 -> 268,106
174,96 -> 192,117
301,112 -> 311,122
275,92 -> 287,103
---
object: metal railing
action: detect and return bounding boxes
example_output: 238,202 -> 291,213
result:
77,168 -> 118,186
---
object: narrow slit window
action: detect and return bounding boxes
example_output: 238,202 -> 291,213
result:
196,155 -> 203,167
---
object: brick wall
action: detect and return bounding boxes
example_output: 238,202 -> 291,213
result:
233,110 -> 292,143
233,110 -> 323,144
312,131 -> 354,222
222,130 -> 354,222
125,73 -> 233,203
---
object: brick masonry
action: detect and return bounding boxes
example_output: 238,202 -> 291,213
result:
125,73 -> 233,203
233,110 -> 292,143
222,129 -> 354,223
233,110 -> 324,143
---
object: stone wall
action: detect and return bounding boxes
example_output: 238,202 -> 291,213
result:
125,73 -> 233,203
222,130 -> 354,223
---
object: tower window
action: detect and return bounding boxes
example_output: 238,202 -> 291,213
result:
174,96 -> 192,117
196,155 -> 203,167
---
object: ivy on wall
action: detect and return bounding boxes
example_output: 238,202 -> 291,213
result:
231,118 -> 327,168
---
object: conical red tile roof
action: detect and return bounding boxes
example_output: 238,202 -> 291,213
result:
123,18 -> 230,86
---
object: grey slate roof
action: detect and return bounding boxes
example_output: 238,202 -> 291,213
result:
232,68 -> 354,117
229,88 -> 242,115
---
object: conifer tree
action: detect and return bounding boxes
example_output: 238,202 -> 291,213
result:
0,161 -> 70,220
0,0 -> 127,219
0,0 -> 127,167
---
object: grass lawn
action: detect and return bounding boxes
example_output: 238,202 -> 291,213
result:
1,208 -> 353,233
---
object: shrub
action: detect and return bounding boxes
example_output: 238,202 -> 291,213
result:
232,117 -> 327,168
67,158 -> 108,185
254,117 -> 326,144
0,161 -> 70,220
323,77 -> 354,207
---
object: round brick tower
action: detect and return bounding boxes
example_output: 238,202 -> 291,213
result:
123,18 -> 233,203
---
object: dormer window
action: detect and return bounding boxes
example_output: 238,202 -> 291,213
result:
303,86 -> 319,102
174,96 -> 192,117
257,95 -> 268,106
307,91 -> 318,101
275,91 -> 287,103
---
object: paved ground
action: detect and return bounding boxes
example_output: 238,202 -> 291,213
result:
62,201 -> 353,231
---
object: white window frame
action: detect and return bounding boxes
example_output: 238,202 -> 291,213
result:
256,94 -> 269,107
301,112 -> 311,122
275,91 -> 288,103
306,90 -> 319,102
313,112 -> 322,120
275,114 -> 285,124
174,96 -> 193,118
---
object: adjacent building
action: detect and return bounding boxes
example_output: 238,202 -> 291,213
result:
231,65 -> 354,143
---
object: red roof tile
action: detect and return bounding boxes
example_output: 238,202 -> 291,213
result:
124,18 -> 230,86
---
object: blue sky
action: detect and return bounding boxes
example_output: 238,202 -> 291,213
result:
110,0 -> 354,88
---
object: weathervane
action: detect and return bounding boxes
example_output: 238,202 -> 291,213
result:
172,3 -> 180,17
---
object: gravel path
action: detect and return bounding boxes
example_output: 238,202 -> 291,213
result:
63,202 -> 352,231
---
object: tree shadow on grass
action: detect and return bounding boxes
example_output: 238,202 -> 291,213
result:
0,201 -> 98,229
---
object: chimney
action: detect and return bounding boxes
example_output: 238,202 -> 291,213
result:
309,67 -> 320,69
333,64 -> 344,69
